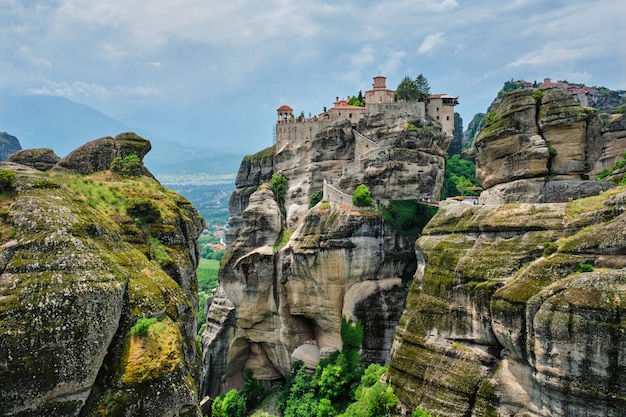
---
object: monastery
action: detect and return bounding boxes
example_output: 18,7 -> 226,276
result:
275,76 -> 458,152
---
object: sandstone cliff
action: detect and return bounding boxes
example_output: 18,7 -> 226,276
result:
388,185 -> 626,416
475,88 -> 618,204
202,103 -> 448,397
0,134 -> 205,417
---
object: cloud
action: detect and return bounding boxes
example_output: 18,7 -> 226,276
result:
417,32 -> 446,55
26,81 -> 160,100
507,44 -> 594,68
379,50 -> 408,76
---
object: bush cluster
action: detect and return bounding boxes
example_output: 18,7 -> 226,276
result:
110,154 -> 143,177
130,317 -> 157,337
352,184 -> 373,207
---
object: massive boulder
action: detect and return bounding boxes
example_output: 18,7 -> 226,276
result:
53,132 -> 152,175
388,189 -> 626,416
0,137 -> 205,416
475,88 -> 613,204
7,148 -> 60,171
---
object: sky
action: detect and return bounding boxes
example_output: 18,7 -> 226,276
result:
1,0 -> 625,154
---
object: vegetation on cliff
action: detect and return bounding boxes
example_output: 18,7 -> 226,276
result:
0,144 -> 205,416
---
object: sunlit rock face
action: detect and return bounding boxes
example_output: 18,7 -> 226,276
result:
0,136 -> 205,416
475,88 -> 613,204
201,102 -> 454,397
201,184 -> 416,396
388,190 -> 626,417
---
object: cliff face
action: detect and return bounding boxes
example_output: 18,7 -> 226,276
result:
388,192 -> 626,416
0,132 -> 22,162
202,103 -> 448,396
475,88 -> 614,204
202,183 -> 417,397
0,134 -> 205,417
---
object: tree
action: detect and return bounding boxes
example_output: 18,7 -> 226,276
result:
352,184 -> 373,207
212,389 -> 246,417
348,96 -> 364,107
395,76 -> 420,101
415,73 -> 430,100
270,173 -> 288,208
357,90 -> 364,103
110,154 -> 143,177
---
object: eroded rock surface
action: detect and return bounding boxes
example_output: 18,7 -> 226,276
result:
202,103 -> 451,397
0,137 -> 204,416
388,190 -> 626,416
475,88 -> 612,204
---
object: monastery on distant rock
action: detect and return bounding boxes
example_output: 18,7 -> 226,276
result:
275,75 -> 458,151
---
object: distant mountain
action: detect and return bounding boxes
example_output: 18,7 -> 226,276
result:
0,131 -> 22,161
0,94 -> 243,179
0,94 -> 128,156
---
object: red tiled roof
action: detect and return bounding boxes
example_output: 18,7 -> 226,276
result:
277,105 -> 293,111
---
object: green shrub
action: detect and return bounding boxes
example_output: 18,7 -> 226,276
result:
485,111 -> 497,125
270,173 -> 288,205
596,168 -> 613,180
577,263 -> 594,273
110,154 -> 143,177
341,318 -> 363,351
548,146 -> 558,160
310,191 -> 323,208
413,407 -> 434,417
352,184 -> 373,207
0,170 -> 16,192
543,242 -> 559,257
532,89 -> 544,104
148,236 -> 171,266
130,317 -> 157,336
212,389 -> 246,417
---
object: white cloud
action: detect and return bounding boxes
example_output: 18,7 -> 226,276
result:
26,81 -> 160,100
379,50 -> 407,76
508,44 -> 594,68
417,32 -> 446,55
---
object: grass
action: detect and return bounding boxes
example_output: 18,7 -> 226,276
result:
565,186 -> 625,219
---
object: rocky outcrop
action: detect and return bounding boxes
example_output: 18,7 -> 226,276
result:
8,148 -> 60,171
388,190 -> 626,416
225,146 -> 275,245
475,88 -> 612,204
53,132 -> 152,175
202,102 -> 453,398
0,137 -> 204,416
202,187 -> 417,397
0,132 -> 22,161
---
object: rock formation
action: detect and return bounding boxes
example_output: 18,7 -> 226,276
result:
0,132 -> 22,162
8,148 -> 60,171
388,190 -> 626,416
201,102 -> 449,398
0,134 -> 204,416
475,88 -> 614,204
53,132 -> 152,176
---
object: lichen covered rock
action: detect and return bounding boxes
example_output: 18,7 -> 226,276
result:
475,88 -> 614,204
0,137 -> 204,416
388,189 -> 626,416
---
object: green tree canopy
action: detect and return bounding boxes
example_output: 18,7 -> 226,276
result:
110,154 -> 143,177
395,76 -> 420,101
269,173 -> 288,207
352,184 -> 373,207
415,73 -> 430,100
